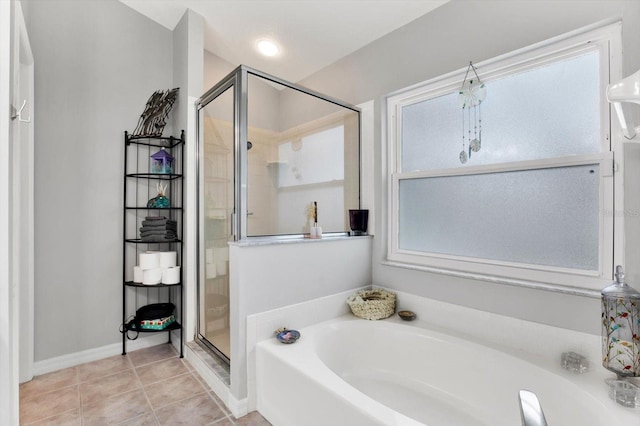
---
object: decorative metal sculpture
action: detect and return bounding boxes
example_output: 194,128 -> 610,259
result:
133,88 -> 179,137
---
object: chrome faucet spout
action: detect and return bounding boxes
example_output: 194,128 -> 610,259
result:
519,390 -> 548,426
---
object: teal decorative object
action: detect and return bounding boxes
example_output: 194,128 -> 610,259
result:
147,196 -> 170,208
147,182 -> 170,208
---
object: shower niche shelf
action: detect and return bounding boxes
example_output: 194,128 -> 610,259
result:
122,130 -> 185,358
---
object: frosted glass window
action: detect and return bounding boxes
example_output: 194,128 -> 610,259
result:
388,27 -> 620,288
401,52 -> 601,171
398,164 -> 600,270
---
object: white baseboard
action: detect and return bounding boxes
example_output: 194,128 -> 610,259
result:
32,332 -> 180,377
229,395 -> 248,419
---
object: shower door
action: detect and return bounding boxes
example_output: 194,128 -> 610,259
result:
196,79 -> 235,362
195,65 -> 361,365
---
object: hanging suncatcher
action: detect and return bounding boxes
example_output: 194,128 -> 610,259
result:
458,62 -> 486,164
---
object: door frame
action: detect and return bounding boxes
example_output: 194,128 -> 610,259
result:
0,0 -> 18,423
13,0 -> 35,384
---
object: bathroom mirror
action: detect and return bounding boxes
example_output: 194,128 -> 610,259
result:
245,72 -> 360,237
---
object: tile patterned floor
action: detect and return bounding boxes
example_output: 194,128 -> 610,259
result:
19,344 -> 272,426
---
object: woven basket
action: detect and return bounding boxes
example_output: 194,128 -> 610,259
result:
347,289 -> 396,320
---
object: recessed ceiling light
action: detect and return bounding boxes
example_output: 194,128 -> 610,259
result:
257,39 -> 279,57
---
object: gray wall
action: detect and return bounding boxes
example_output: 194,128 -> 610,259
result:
297,0 -> 640,335
29,0 -> 174,361
172,7 -> 203,346
204,50 -> 235,92
173,8 -> 203,133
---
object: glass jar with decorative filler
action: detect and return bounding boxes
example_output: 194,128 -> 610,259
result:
601,265 -> 640,378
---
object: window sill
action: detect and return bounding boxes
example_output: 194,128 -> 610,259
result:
230,234 -> 373,247
380,259 -> 601,298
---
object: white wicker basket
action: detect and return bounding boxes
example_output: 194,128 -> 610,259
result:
346,289 -> 396,320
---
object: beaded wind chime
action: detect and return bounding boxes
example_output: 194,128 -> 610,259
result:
458,62 -> 487,164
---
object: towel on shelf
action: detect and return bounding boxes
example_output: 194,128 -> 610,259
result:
141,234 -> 179,242
141,218 -> 177,227
139,214 -> 178,241
140,230 -> 177,237
140,224 -> 177,233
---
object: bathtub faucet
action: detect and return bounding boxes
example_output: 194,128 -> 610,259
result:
518,390 -> 548,426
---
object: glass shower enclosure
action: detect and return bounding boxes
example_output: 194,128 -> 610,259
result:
196,65 -> 360,363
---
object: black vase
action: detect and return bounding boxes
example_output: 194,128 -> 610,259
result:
349,209 -> 369,236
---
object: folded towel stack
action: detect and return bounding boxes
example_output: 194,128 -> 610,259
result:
140,216 -> 178,242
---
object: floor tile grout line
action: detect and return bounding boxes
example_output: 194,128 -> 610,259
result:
133,354 -> 181,374
207,416 -> 235,426
129,346 -> 179,369
128,355 -> 160,426
141,370 -> 194,389
135,366 -> 190,388
154,389 -> 210,411
78,365 -> 136,390
20,380 -> 79,401
205,388 -> 232,419
184,358 -> 232,418
22,406 -> 80,426
19,381 -> 81,425
78,365 -> 132,385
77,365 -> 84,426
76,367 -> 84,426
77,355 -> 141,409
190,369 -> 211,392
18,368 -> 79,401
79,375 -> 145,411
22,345 -> 270,426
185,363 -> 232,418
207,389 -> 231,420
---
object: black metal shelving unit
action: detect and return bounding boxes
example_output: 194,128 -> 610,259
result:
122,130 -> 185,357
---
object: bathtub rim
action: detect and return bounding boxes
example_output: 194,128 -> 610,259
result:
255,314 -> 639,426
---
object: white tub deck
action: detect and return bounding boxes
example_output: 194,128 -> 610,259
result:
256,315 -> 638,426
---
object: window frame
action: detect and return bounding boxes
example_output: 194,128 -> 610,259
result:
385,22 -> 623,292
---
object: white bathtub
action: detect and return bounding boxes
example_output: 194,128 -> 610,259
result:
255,316 -> 637,426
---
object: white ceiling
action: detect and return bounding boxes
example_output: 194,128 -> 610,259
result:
119,0 -> 449,83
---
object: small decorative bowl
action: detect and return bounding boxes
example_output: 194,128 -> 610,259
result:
398,310 -> 416,321
276,329 -> 301,344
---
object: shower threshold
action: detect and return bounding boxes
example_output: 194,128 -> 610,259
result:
187,340 -> 230,385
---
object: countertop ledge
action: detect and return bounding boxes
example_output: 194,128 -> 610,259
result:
230,234 -> 373,247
